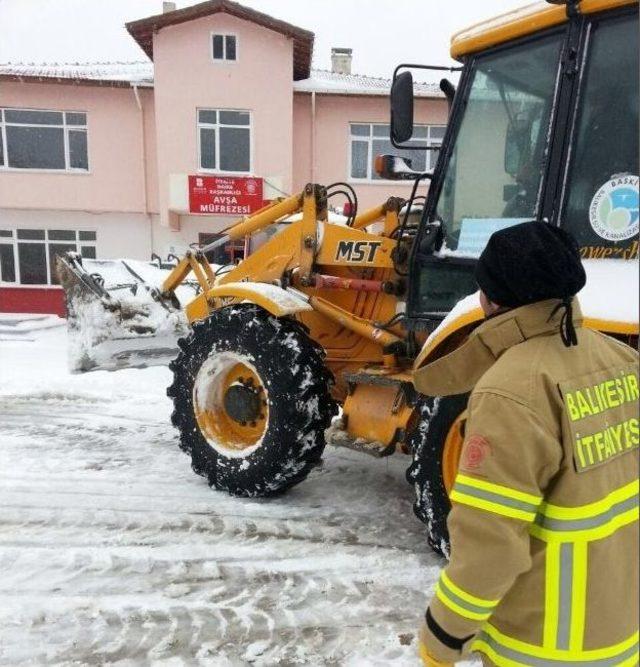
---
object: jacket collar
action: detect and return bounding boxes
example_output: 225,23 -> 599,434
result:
413,298 -> 583,397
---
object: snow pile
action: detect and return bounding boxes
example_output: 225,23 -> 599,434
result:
78,257 -> 202,305
66,288 -> 189,372
63,257 -> 221,372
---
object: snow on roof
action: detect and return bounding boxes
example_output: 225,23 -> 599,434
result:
0,61 -> 443,98
294,69 -> 443,98
0,61 -> 154,87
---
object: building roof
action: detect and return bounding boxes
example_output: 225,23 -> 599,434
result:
0,61 -> 154,88
0,61 -> 444,98
293,69 -> 443,98
125,0 -> 314,80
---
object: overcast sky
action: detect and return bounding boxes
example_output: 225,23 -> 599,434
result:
0,0 -> 527,81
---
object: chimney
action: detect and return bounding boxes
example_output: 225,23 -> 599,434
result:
163,1 -> 176,13
331,48 -> 352,75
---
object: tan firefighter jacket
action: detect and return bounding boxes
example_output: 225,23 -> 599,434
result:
414,298 -> 639,666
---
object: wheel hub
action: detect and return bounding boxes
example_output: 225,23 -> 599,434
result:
192,353 -> 269,457
224,382 -> 263,425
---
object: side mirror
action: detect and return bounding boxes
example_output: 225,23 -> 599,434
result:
390,70 -> 414,144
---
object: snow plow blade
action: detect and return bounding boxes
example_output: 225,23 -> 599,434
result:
57,253 -> 197,372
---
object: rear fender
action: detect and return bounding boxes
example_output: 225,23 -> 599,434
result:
415,307 -> 484,369
414,310 -> 639,370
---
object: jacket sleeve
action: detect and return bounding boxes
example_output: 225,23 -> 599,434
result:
420,390 -> 562,663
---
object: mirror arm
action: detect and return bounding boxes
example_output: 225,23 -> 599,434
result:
440,78 -> 456,112
393,63 -> 463,77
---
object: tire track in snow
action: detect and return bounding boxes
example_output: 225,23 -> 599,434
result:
0,388 -> 444,665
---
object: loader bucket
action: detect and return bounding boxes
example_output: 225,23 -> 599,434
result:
57,253 -> 197,372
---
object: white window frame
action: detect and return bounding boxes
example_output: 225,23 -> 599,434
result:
0,107 -> 89,173
210,33 -> 239,63
197,108 -> 253,175
348,122 -> 445,184
0,229 -> 97,287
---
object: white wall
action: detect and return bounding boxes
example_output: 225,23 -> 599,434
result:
0,208 -> 152,260
151,213 -> 237,258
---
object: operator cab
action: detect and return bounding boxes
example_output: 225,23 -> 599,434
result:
388,0 -> 639,326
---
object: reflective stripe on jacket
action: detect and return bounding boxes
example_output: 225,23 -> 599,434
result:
414,299 -> 639,666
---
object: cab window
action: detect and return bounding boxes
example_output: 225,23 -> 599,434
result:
411,33 -> 564,316
434,33 -> 564,256
561,11 -> 639,260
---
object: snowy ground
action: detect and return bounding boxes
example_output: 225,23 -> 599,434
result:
0,316 -> 453,666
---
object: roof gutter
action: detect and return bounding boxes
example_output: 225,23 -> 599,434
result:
310,91 -> 316,183
131,83 -> 153,255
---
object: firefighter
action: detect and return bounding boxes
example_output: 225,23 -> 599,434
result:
413,221 -> 639,666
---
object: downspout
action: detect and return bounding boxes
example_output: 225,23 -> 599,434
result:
310,91 -> 316,183
132,83 -> 154,258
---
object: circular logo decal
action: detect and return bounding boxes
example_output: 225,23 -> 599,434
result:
461,435 -> 491,471
589,175 -> 639,242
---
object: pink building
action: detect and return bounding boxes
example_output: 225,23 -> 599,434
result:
0,0 -> 447,315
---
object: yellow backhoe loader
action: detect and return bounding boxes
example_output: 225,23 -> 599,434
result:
59,0 -> 638,555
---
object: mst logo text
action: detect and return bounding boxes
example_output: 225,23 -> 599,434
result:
335,241 -> 382,263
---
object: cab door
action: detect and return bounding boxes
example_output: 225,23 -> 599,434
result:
554,6 -> 639,260
406,29 -> 568,320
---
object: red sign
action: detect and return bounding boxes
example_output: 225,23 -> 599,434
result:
188,175 -> 263,216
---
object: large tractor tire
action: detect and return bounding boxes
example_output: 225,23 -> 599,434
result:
167,304 -> 336,497
406,393 -> 469,557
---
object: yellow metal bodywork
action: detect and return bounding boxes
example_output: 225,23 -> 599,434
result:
442,410 -> 467,495
163,0 -> 639,459
205,283 -> 312,318
162,253 -> 215,295
168,180 -> 638,457
315,223 -> 396,269
342,381 -> 415,450
212,192 -> 405,387
451,0 -> 637,59
162,188 -> 408,409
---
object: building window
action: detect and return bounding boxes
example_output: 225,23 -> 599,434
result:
349,123 -> 445,181
0,108 -> 88,171
211,34 -> 237,62
0,229 -> 96,286
198,109 -> 251,173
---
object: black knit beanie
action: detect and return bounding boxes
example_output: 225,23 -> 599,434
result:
475,221 -> 586,346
